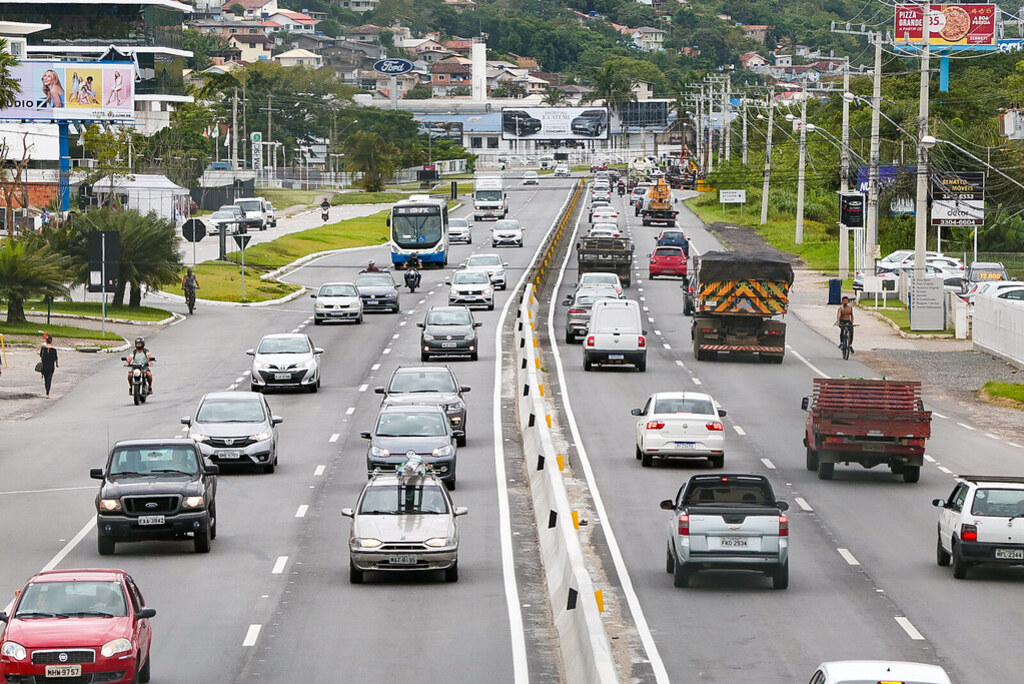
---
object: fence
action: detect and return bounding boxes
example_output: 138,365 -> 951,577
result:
973,295 -> 1024,368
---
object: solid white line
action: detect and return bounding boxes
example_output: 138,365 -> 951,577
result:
358,384 -> 368,392
226,384 -> 237,391
932,411 -> 948,419
938,466 -> 953,475
837,548 -> 860,566
794,497 -> 813,512
295,505 -> 309,518
271,556 -> 288,574
924,454 -> 936,463
786,345 -> 830,378
546,195 -> 669,683
761,458 -> 776,470
235,376 -> 246,384
692,377 -> 701,385
733,425 -> 746,436
329,433 -> 340,442
242,370 -> 251,376
314,465 -> 326,476
242,624 -> 262,647
895,616 -> 925,640
4,516 -> 96,614
985,433 -> 999,440
0,485 -> 97,496
1009,442 -> 1023,449
957,422 -> 976,431
345,407 -> 355,416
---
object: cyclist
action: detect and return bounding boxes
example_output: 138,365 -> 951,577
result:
836,295 -> 855,354
182,267 -> 199,313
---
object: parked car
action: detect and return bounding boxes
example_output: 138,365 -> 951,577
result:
632,392 -> 727,468
875,250 -> 941,274
448,217 -> 472,244
375,365 -> 471,444
561,285 -> 621,343
447,269 -> 494,310
809,661 -> 951,684
491,218 -> 524,247
553,164 -> 571,177
464,254 -> 508,290
361,404 -> 461,487
182,391 -> 282,473
246,333 -> 323,393
418,305 -> 482,361
522,171 -> 539,185
648,245 -> 688,279
966,261 -> 1010,284
354,271 -> 400,313
342,469 -> 467,583
583,299 -> 646,371
933,474 -> 1024,579
0,568 -> 156,683
312,282 -> 363,324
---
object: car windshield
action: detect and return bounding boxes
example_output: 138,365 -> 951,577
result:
654,397 -> 714,415
375,412 -> 448,437
358,484 -> 449,515
581,274 -> 619,287
453,271 -> 490,284
196,398 -> 265,423
319,284 -> 358,297
388,371 -> 457,393
109,446 -> 199,476
576,293 -> 614,306
467,256 -> 501,267
654,248 -> 682,257
212,211 -> 234,219
426,310 -> 472,326
684,483 -> 770,506
236,200 -> 261,212
258,337 -> 310,354
16,581 -> 128,618
494,220 -> 520,230
971,488 -> 1024,516
356,274 -> 395,288
449,218 -> 469,228
662,231 -> 684,240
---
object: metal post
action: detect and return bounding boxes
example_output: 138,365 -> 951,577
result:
724,75 -> 732,162
101,233 -> 107,339
795,80 -> 808,244
840,64 -> 851,280
867,32 -> 883,267
232,88 -> 239,171
914,8 -> 931,282
706,85 -> 714,174
741,97 -> 748,165
760,89 -> 774,226
240,243 -> 246,302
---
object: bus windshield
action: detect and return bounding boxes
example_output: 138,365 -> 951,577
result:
392,209 -> 442,249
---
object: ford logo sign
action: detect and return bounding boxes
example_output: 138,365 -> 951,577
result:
146,502 -> 158,509
373,58 -> 414,75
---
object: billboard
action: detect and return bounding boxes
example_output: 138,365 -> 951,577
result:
894,4 -> 996,48
501,107 -> 609,140
931,171 -> 984,226
619,101 -> 669,127
1,61 -> 135,123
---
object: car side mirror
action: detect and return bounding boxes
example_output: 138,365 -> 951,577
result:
90,468 -> 104,480
444,280 -> 451,286
0,612 -> 7,623
718,409 -> 727,417
932,498 -> 946,508
453,430 -> 466,440
245,349 -> 255,356
642,330 -> 648,336
801,396 -> 810,411
461,386 -> 471,393
314,348 -> 324,355
180,417 -> 192,426
374,387 -> 385,394
136,608 -> 156,619
310,294 -> 317,298
630,408 -> 643,416
204,464 -> 220,475
561,300 -> 571,306
474,322 -> 482,328
360,431 -> 371,439
659,499 -> 675,511
272,416 -> 284,425
646,253 -> 652,258
341,508 -> 354,518
454,506 -> 469,517
569,283 -> 577,288
776,501 -> 789,511
416,322 -> 425,328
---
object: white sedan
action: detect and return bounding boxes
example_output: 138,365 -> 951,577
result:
631,392 -> 726,468
809,661 -> 951,684
588,224 -> 621,238
591,207 -> 620,224
312,282 -> 363,325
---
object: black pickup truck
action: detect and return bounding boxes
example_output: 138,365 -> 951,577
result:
92,439 -> 218,555
576,236 -> 635,288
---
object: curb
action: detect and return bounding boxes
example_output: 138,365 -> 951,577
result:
13,311 -> 179,327
864,308 -> 956,340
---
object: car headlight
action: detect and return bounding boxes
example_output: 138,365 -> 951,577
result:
432,445 -> 454,457
188,432 -> 207,443
254,361 -> 272,370
99,499 -> 122,512
182,496 -> 205,509
483,288 -> 493,295
100,638 -> 133,658
424,537 -> 454,548
447,401 -> 464,411
1,641 -> 27,661
294,359 -> 313,369
253,430 -> 272,442
355,538 -> 382,549
370,446 -> 390,458
422,333 -> 434,341
315,302 -> 326,310
465,332 -> 476,341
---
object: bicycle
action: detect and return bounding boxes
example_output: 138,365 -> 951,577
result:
184,286 -> 197,315
835,321 -> 856,360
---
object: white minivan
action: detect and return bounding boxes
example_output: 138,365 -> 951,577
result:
583,299 -> 646,372
235,196 -> 273,231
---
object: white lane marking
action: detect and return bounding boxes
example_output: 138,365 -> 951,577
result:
837,548 -> 860,566
226,384 -> 237,391
358,384 -> 368,392
295,505 -> 309,518
3,516 -> 94,614
895,617 -> 925,640
242,624 -> 262,647
985,433 -> 999,440
647,316 -> 655,323
957,422 -> 976,431
938,466 -> 953,475
733,425 -> 746,436
692,378 -> 702,385
924,454 -> 936,463
383,348 -> 391,355
794,497 -> 813,511
675,360 -> 685,368
418,298 -> 426,304
329,433 -> 340,442
290,328 -> 301,333
932,411 -> 947,419
662,343 -> 671,350
1009,442 -> 1023,449
392,334 -> 400,339
345,407 -> 355,416
371,363 -> 381,370
180,425 -> 190,432
546,198 -> 669,683
654,330 -> 662,336
242,370 -> 251,376
235,376 -> 246,384
643,306 -> 650,312
761,458 -> 776,470
314,465 -> 326,476
399,320 -> 407,326
271,556 -> 288,574
786,345 -> 829,378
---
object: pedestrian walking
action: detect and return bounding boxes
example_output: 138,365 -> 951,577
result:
39,334 -> 58,398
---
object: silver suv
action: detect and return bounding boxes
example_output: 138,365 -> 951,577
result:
342,469 -> 468,584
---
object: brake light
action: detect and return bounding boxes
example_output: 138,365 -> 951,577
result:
706,421 -> 724,431
586,336 -> 595,347
700,328 -> 715,333
677,514 -> 689,535
638,336 -> 646,348
569,308 -> 585,314
646,421 -> 665,430
961,523 -> 978,542
778,515 -> 789,537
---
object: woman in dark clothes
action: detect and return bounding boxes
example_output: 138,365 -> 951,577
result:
40,334 -> 58,398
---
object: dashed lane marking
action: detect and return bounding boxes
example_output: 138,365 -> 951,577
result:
383,348 -> 391,355
895,617 -> 925,640
295,505 -> 309,518
371,363 -> 380,370
418,298 -> 426,304
345,407 -> 355,416
733,425 -> 746,435
392,334 -> 400,339
692,378 -> 701,385
242,625 -> 261,647
329,433 -> 340,442
957,422 -> 976,431
662,343 -> 671,350
760,458 -> 776,470
932,411 -> 948,419
794,497 -> 813,512
924,454 -> 936,463
837,548 -> 860,566
648,317 -> 655,323
938,466 -> 953,475
271,556 -> 288,574
654,330 -> 662,336
358,384 -> 368,392
242,370 -> 251,376
314,465 -> 326,476
399,321 -> 407,326
675,360 -> 685,368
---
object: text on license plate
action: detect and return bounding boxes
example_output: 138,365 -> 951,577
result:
441,342 -> 457,348
45,665 -> 82,678
608,354 -> 624,360
674,442 -> 695,448
388,555 -> 417,566
862,443 -> 886,451
138,515 -> 165,525
720,537 -> 748,548
274,372 -> 291,380
995,548 -> 1024,560
366,300 -> 378,305
216,450 -> 242,459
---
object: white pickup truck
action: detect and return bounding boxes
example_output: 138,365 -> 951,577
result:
933,475 -> 1024,579
660,473 -> 790,589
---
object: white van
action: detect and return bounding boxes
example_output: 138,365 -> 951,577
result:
539,155 -> 555,170
583,299 -> 646,372
235,197 -> 272,231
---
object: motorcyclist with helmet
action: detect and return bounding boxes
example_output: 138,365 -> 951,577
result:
404,255 -> 422,292
125,337 -> 154,395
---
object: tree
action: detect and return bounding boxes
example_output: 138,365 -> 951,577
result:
581,63 -> 637,113
405,85 -> 433,99
541,87 -> 567,105
0,239 -> 69,323
182,29 -> 233,71
343,131 -> 399,192
0,39 -> 21,110
228,3 -> 245,15
0,131 -> 33,237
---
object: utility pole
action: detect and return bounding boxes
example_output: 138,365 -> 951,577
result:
840,62 -> 851,280
868,33 -> 883,269
242,78 -> 248,169
724,74 -> 732,161
741,96 -> 748,165
760,89 -> 774,225
717,80 -> 726,165
706,84 -> 714,174
232,87 -> 239,170
795,79 -> 808,244
914,5 -> 931,281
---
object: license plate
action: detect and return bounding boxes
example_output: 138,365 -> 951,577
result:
720,537 -> 748,548
138,515 -> 165,525
674,442 -> 695,448
366,299 -> 378,305
863,443 -> 886,451
45,665 -> 82,678
608,354 -> 624,360
995,548 -> 1024,560
441,342 -> 457,348
388,555 -> 417,566
216,450 -> 242,459
274,372 -> 291,380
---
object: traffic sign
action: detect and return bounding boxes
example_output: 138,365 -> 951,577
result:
182,218 -> 206,243
232,233 -> 252,250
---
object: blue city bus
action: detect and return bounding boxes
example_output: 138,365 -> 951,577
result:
387,195 -> 449,268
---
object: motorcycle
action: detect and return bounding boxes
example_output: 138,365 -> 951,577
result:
122,357 -> 155,406
617,182 -> 626,196
404,267 -> 422,293
321,208 -> 330,222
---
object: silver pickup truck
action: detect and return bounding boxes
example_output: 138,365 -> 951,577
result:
660,473 -> 790,589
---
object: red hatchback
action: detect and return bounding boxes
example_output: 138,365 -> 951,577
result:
0,568 -> 155,683
649,246 -> 688,279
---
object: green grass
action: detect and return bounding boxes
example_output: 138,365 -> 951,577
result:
22,300 -> 172,322
866,303 -> 954,335
332,191 -> 408,205
0,320 -> 123,343
189,261 -> 302,303
260,188 -> 328,208
983,381 -> 1024,406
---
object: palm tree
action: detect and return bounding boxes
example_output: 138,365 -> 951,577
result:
343,131 -> 399,192
541,87 -> 567,106
0,239 -> 69,323
581,64 -> 637,114
0,39 -> 21,110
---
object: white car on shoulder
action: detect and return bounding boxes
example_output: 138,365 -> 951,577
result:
809,661 -> 951,684
933,474 -> 1024,579
631,392 -> 726,468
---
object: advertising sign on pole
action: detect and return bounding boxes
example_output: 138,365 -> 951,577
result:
0,61 -> 135,122
930,171 -> 984,226
840,193 -> 865,227
894,4 -> 996,49
501,107 -> 610,141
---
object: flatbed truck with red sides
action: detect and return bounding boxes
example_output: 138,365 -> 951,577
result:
801,378 -> 932,482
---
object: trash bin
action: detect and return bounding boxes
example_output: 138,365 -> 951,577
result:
827,278 -> 842,305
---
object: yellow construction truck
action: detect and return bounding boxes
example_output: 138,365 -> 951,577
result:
639,177 -> 679,226
691,251 -> 794,363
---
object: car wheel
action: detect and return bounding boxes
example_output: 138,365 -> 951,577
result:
457,434 -> 467,447
952,541 -> 969,579
264,458 -> 275,474
421,352 -> 429,362
500,283 -> 507,291
444,562 -> 459,583
772,561 -> 789,590
817,460 -> 835,480
209,504 -> 217,540
902,465 -> 921,483
583,356 -> 592,371
805,446 -> 819,471
636,445 -> 643,460
636,357 -> 647,372
492,242 -> 498,248
137,652 -> 151,683
666,545 -> 675,574
445,477 -> 456,491
308,380 -> 319,394
565,330 -> 574,344
672,559 -> 690,588
97,535 -> 115,556
349,561 -> 364,584
468,236 -> 473,244
488,303 -> 494,311
936,534 -> 951,567
641,451 -> 653,468
193,522 -> 212,553
470,351 -> 479,361
710,456 -> 724,469
250,384 -> 260,393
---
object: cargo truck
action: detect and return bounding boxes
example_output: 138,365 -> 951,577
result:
640,178 -> 678,226
576,236 -> 634,288
472,176 -> 507,221
691,251 -> 793,363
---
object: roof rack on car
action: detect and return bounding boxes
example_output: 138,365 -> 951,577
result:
958,475 -> 1024,484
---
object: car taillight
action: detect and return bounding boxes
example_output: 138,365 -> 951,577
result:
961,523 -> 978,542
569,308 -> 585,314
678,514 -> 689,535
586,336 -> 595,347
706,421 -> 724,431
779,515 -> 789,537
646,421 -> 665,430
638,336 -> 646,348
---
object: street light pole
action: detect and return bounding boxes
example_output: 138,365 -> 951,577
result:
795,79 -> 808,245
760,89 -> 774,225
914,7 -> 931,281
840,63 -> 851,280
867,31 -> 883,267
741,96 -> 748,165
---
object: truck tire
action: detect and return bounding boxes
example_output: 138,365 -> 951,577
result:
902,465 -> 921,483
622,276 -> 631,288
817,460 -> 834,480
642,219 -> 650,226
936,534 -> 951,566
636,357 -> 646,372
952,541 -> 969,579
772,561 -> 789,590
805,446 -> 819,471
673,560 -> 690,588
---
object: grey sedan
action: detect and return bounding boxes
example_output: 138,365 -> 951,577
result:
182,391 -> 282,473
355,271 -> 401,313
418,306 -> 482,361
375,365 -> 470,444
361,404 -> 461,487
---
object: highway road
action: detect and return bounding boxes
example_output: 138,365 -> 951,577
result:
542,187 -> 1024,682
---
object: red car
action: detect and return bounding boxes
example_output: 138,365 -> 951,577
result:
649,246 -> 688,279
0,568 -> 155,683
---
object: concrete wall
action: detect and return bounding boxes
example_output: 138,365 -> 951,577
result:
973,295 -> 1024,368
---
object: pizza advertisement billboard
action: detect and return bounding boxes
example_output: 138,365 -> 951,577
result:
894,4 -> 996,48
501,107 -> 610,141
0,61 -> 135,122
